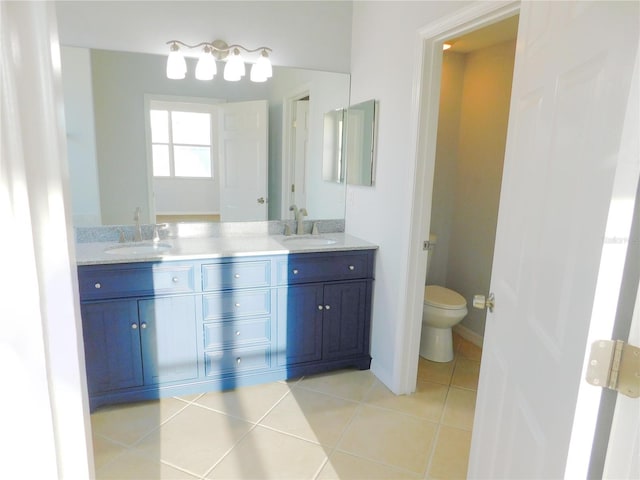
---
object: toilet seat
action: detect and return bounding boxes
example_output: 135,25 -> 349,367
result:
424,285 -> 466,310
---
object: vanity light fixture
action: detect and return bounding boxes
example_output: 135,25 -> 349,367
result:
166,39 -> 273,82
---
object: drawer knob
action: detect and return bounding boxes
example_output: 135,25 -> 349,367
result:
293,269 -> 299,275
235,331 -> 241,336
234,273 -> 240,279
236,357 -> 242,364
94,282 -> 101,289
318,305 -> 324,310
348,265 -> 355,271
131,323 -> 138,329
234,303 -> 241,308
325,305 -> 331,310
172,276 -> 179,283
140,322 -> 147,329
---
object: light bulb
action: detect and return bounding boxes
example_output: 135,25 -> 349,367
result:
256,50 -> 272,78
224,48 -> 245,81
166,43 -> 186,79
195,46 -> 216,80
250,63 -> 267,82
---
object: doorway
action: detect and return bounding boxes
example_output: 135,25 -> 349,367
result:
426,16 -> 518,350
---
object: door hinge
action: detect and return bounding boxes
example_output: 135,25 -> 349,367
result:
291,184 -> 295,193
586,340 -> 640,398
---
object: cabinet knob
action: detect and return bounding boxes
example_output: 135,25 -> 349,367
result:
140,322 -> 147,329
235,331 -> 241,336
234,303 -> 241,308
131,323 -> 138,329
94,282 -> 101,289
234,273 -> 240,279
348,265 -> 355,271
293,269 -> 299,275
236,357 -> 242,364
318,305 -> 324,310
172,276 -> 179,283
325,305 -> 331,310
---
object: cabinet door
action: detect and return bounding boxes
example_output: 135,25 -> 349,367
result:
277,285 -> 323,365
322,281 -> 368,360
138,296 -> 198,385
81,301 -> 143,394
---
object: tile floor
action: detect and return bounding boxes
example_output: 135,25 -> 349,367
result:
91,335 -> 481,479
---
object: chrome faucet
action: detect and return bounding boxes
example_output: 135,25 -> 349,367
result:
296,208 -> 308,235
133,207 -> 143,242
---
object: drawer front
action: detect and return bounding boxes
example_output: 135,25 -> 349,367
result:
204,345 -> 270,376
203,318 -> 270,349
202,289 -> 271,321
277,252 -> 372,285
78,263 -> 195,300
202,260 -> 271,291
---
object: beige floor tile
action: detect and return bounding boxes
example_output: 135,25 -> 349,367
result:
93,433 -> 127,468
297,369 -> 377,402
260,387 -> 359,447
91,398 -> 188,446
417,357 -> 455,386
96,450 -> 199,479
442,387 -> 476,431
132,404 -> 252,477
91,433 -> 127,470
451,357 -> 481,391
455,337 -> 483,362
318,451 -> 422,479
428,426 -> 472,479
192,381 -> 290,423
337,404 -> 437,474
363,380 -> 448,422
207,425 -> 328,479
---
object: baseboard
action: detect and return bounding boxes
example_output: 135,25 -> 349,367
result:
453,324 -> 484,348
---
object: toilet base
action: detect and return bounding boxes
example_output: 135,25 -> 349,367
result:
419,324 -> 454,362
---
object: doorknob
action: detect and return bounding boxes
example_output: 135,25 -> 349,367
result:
257,197 -> 266,204
473,293 -> 495,312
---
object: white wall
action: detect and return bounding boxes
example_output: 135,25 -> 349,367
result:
347,1 -> 473,392
447,39 -> 516,337
60,46 -> 102,226
55,1 -> 353,73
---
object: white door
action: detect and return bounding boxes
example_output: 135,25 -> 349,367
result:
293,100 -> 309,210
468,2 -> 639,478
217,100 -> 268,221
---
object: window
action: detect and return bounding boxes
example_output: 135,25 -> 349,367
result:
149,101 -> 214,178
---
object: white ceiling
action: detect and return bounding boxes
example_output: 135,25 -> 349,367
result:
55,1 -> 353,73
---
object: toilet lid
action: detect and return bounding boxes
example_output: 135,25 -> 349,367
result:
424,285 -> 466,310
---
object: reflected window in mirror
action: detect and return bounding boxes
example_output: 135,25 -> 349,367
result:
150,107 -> 213,178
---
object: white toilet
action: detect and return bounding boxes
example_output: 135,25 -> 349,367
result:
420,235 -> 468,362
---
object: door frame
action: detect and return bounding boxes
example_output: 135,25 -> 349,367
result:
400,0 -> 520,394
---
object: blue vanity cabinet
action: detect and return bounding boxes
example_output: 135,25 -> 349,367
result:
78,261 -> 200,409
81,300 -> 143,394
276,249 -> 374,377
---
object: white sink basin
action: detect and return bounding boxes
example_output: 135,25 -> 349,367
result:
105,242 -> 173,255
280,236 -> 337,247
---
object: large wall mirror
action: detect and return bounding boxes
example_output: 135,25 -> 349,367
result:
61,47 -> 350,226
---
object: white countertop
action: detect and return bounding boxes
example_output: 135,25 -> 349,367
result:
75,232 -> 377,266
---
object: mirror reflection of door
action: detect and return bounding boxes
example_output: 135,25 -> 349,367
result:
292,99 -> 309,211
217,100 -> 268,222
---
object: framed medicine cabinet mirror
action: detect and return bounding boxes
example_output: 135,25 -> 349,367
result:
321,99 -> 377,187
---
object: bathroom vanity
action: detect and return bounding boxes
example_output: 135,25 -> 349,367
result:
76,232 -> 375,410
